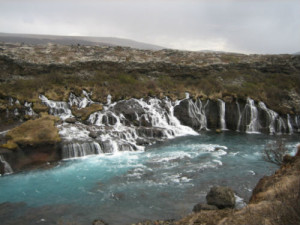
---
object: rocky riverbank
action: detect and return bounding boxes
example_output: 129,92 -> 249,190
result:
132,146 -> 300,225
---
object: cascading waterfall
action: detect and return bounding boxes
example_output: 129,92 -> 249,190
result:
38,92 -> 299,159
69,90 -> 94,109
236,102 -> 242,131
24,102 -> 36,116
276,117 -> 287,134
0,155 -> 13,175
258,102 -> 278,134
13,108 -> 19,116
62,142 -> 102,159
217,99 -> 227,130
245,98 -> 260,133
187,99 -> 208,130
295,116 -> 300,132
53,95 -> 198,159
287,114 -> 293,134
40,95 -> 72,120
107,94 -> 112,105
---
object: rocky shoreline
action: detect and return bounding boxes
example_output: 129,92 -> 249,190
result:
131,146 -> 300,225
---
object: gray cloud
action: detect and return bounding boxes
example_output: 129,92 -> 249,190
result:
0,0 -> 299,53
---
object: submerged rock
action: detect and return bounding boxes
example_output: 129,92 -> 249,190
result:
92,219 -> 108,225
206,186 -> 235,209
193,203 -> 218,212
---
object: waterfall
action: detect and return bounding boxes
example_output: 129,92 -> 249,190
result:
40,95 -> 72,119
8,97 -> 14,106
287,114 -> 293,134
0,155 -> 13,175
295,116 -> 300,132
13,108 -> 19,116
186,99 -> 208,130
38,91 -> 299,161
62,142 -> 103,159
107,95 -> 112,105
236,102 -> 242,131
69,90 -> 94,109
258,102 -> 278,134
24,102 -> 36,116
57,96 -> 198,159
217,99 -> 227,130
185,92 -> 190,99
245,98 -> 260,133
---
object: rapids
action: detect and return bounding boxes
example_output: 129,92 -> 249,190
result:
0,132 -> 299,225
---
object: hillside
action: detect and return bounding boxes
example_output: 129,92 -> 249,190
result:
0,33 -> 164,50
0,42 -> 299,117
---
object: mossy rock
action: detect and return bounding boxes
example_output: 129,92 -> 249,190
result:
32,102 -> 49,114
72,104 -> 103,121
1,114 -> 61,149
1,140 -> 18,150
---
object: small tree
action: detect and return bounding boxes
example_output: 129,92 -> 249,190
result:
263,138 -> 288,165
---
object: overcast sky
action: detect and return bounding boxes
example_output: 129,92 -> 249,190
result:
0,0 -> 299,53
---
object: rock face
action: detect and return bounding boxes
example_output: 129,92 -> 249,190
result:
173,97 -> 300,134
206,186 -> 236,209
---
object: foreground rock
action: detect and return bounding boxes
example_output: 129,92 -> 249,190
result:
1,113 -> 61,149
206,186 -> 235,209
176,146 -> 300,225
0,113 -> 61,173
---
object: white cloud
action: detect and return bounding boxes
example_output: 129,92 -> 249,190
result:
0,0 -> 299,53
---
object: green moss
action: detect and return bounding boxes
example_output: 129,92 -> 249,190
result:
2,114 -> 61,149
72,104 -> 103,121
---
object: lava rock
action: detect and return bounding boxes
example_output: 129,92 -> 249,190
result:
89,131 -> 97,139
113,99 -> 145,121
206,186 -> 235,209
0,161 -> 4,175
205,100 -> 219,129
65,117 -> 76,123
193,203 -> 218,212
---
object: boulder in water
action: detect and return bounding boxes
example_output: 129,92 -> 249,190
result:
113,99 -> 145,121
92,219 -> 108,225
65,117 -> 77,123
206,186 -> 235,209
89,131 -> 97,139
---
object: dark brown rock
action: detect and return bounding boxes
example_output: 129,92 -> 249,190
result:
206,186 -> 235,209
65,117 -> 76,123
89,131 -> 97,139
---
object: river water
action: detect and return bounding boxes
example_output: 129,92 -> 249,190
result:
0,132 -> 299,225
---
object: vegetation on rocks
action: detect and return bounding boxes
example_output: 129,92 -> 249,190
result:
1,113 -> 61,149
72,103 -> 103,121
0,43 -> 300,115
